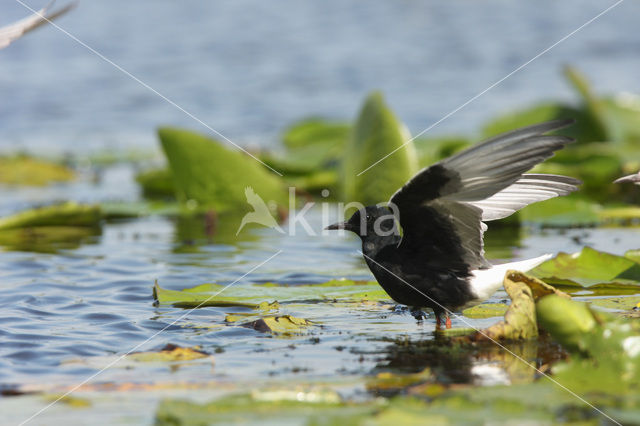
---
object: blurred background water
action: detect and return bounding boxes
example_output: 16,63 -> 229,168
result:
1,0 -> 639,154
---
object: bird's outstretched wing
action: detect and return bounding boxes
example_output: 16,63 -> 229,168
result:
0,1 -> 76,50
390,119 -> 580,273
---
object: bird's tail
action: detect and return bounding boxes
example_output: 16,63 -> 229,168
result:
467,254 -> 553,304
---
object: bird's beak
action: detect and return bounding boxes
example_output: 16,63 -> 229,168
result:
614,174 -> 640,184
325,221 -> 348,231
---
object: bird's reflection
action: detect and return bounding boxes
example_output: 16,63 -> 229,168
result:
366,335 -> 567,397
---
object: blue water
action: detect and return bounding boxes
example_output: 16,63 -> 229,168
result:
1,0 -> 640,154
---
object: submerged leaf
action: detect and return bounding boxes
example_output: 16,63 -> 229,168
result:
158,127 -> 287,212
342,91 -> 418,205
531,246 -> 640,290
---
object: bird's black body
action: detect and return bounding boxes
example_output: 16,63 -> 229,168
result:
327,120 -> 581,324
339,205 -> 475,317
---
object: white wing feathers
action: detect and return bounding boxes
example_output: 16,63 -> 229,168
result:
470,174 -> 580,221
0,1 -> 75,50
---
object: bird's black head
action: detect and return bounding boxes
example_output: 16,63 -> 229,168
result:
325,205 -> 398,239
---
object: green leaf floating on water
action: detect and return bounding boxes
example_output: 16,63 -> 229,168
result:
625,249 -> 640,263
0,202 -> 101,230
0,202 -> 102,252
246,315 -> 312,335
135,168 -> 176,200
462,303 -> 508,319
342,91 -> 418,205
158,127 -> 287,212
127,344 -> 213,363
589,296 -> 640,311
0,155 -> 75,186
153,279 -> 389,309
155,392 -> 372,426
0,226 -> 99,253
155,382 -> 639,425
531,246 -> 640,291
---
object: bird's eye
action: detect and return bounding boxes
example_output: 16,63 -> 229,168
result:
365,215 -> 372,222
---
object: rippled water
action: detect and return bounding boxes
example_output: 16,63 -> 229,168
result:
1,166 -> 639,400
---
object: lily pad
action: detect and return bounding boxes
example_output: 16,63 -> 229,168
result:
589,296 -> 640,311
625,249 -> 640,263
342,91 -> 418,205
531,246 -> 640,290
0,226 -> 100,253
43,394 -> 91,408
366,368 -> 433,394
462,303 -> 508,319
599,206 -> 640,222
245,315 -> 312,335
153,279 -> 388,309
158,127 -> 287,212
155,392 -> 372,426
0,202 -> 101,230
0,155 -> 74,186
128,344 -> 212,363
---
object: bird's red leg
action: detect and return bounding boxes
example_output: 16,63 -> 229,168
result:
445,313 -> 452,329
436,313 -> 442,329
